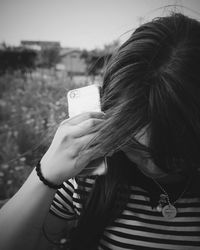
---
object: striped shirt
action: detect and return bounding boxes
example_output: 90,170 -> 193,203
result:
50,159 -> 200,249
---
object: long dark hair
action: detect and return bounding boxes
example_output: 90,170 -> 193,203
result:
69,13 -> 200,249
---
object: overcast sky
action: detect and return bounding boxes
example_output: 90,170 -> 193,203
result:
0,0 -> 200,50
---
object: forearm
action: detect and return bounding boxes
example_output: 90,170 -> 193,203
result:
0,112 -> 105,250
0,168 -> 57,250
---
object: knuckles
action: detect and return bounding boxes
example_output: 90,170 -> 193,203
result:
82,118 -> 102,129
56,116 -> 102,144
81,112 -> 98,119
86,118 -> 96,127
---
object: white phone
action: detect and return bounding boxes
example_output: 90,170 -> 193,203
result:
67,84 -> 107,176
67,84 -> 101,117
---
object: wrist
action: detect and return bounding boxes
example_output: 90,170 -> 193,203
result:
36,161 -> 63,190
40,156 -> 67,184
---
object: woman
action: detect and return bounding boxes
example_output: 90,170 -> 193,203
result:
0,12 -> 200,250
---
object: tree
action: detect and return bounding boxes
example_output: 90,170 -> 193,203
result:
81,40 -> 120,77
39,47 -> 60,68
81,49 -> 112,77
0,47 -> 37,75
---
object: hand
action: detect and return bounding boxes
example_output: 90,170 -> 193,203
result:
40,112 -> 105,184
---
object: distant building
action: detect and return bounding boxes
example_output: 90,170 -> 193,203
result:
20,42 -> 88,74
21,40 -> 61,51
57,48 -> 87,74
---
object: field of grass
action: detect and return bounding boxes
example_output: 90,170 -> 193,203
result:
0,70 -> 91,200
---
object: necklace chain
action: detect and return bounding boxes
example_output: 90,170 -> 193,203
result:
152,176 -> 192,219
152,176 -> 192,205
137,164 -> 193,219
137,164 -> 192,205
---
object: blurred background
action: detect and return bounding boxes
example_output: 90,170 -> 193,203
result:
0,0 -> 200,205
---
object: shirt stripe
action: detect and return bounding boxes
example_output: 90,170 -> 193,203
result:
50,177 -> 200,249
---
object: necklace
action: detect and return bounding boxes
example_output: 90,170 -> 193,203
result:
152,176 -> 192,219
136,163 -> 192,219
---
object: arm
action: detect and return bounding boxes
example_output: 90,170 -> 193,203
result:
0,112 -> 105,250
0,169 -> 57,250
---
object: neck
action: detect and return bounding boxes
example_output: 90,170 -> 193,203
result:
123,151 -> 186,184
150,171 -> 186,184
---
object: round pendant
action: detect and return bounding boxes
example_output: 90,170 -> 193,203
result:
162,205 -> 177,219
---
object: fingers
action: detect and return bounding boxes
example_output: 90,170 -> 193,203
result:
59,112 -> 106,138
72,131 -> 100,154
72,118 -> 104,137
57,112 -> 105,158
60,112 -> 105,126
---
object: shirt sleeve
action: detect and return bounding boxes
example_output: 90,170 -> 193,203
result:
49,178 -> 77,220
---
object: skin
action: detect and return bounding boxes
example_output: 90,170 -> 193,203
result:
0,112 -> 185,250
0,112 -> 106,250
40,111 -> 106,184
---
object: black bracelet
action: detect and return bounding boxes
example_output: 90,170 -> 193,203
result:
35,161 -> 63,190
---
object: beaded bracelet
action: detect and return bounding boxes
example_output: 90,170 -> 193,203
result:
35,161 -> 63,190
